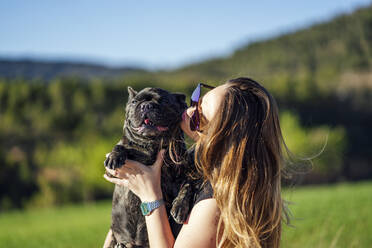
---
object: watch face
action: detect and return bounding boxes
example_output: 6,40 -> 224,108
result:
140,202 -> 150,216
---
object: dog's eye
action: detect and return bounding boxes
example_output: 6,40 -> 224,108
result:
131,99 -> 138,104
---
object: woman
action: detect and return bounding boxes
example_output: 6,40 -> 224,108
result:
104,77 -> 288,247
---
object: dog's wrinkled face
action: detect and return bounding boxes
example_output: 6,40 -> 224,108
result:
125,87 -> 187,137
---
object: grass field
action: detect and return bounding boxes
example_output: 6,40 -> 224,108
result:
0,181 -> 371,248
282,181 -> 372,247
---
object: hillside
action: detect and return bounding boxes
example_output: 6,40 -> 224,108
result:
169,4 -> 372,92
0,59 -> 145,81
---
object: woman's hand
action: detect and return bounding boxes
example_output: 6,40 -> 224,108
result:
104,150 -> 165,202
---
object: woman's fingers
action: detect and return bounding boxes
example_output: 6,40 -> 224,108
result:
104,150 -> 165,201
105,167 -> 117,177
105,166 -> 133,178
152,149 -> 165,171
123,159 -> 146,171
103,174 -> 129,187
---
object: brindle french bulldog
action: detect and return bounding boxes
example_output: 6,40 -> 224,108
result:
104,87 -> 197,248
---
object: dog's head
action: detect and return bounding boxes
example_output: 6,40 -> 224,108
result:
125,86 -> 187,138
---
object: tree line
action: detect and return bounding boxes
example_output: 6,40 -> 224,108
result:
0,77 -> 346,210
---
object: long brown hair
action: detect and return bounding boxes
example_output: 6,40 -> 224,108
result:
194,77 -> 288,247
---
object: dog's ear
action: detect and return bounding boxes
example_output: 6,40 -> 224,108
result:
128,86 -> 138,99
173,93 -> 187,109
173,93 -> 186,103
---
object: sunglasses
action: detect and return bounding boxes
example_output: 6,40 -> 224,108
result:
190,83 -> 215,131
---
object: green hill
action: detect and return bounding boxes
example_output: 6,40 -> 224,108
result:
165,5 -> 372,93
0,59 -> 145,80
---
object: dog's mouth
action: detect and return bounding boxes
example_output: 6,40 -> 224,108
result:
132,116 -> 169,133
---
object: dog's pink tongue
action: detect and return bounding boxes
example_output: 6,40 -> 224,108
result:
144,119 -> 150,125
157,126 -> 168,131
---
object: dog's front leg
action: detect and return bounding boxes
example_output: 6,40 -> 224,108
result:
170,182 -> 193,224
104,142 -> 128,170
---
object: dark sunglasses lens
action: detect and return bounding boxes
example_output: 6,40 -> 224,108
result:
189,83 -> 211,131
190,107 -> 199,131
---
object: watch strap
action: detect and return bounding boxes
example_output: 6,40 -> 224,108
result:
140,199 -> 164,216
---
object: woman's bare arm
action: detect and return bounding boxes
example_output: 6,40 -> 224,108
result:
174,199 -> 219,248
144,198 -> 219,248
144,204 -> 175,247
103,229 -> 113,248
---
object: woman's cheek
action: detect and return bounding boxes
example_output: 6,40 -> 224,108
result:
180,110 -> 190,131
182,110 -> 187,121
181,108 -> 200,141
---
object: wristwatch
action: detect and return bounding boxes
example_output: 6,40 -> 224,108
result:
140,199 -> 164,216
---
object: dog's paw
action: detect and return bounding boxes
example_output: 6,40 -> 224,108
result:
171,202 -> 190,224
171,183 -> 192,224
104,146 -> 127,170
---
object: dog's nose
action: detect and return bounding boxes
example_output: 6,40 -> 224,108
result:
141,103 -> 154,112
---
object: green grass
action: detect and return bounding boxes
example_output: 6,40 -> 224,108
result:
282,181 -> 372,247
0,201 -> 112,248
0,181 -> 371,248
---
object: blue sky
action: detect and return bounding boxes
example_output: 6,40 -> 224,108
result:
1,0 -> 371,69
